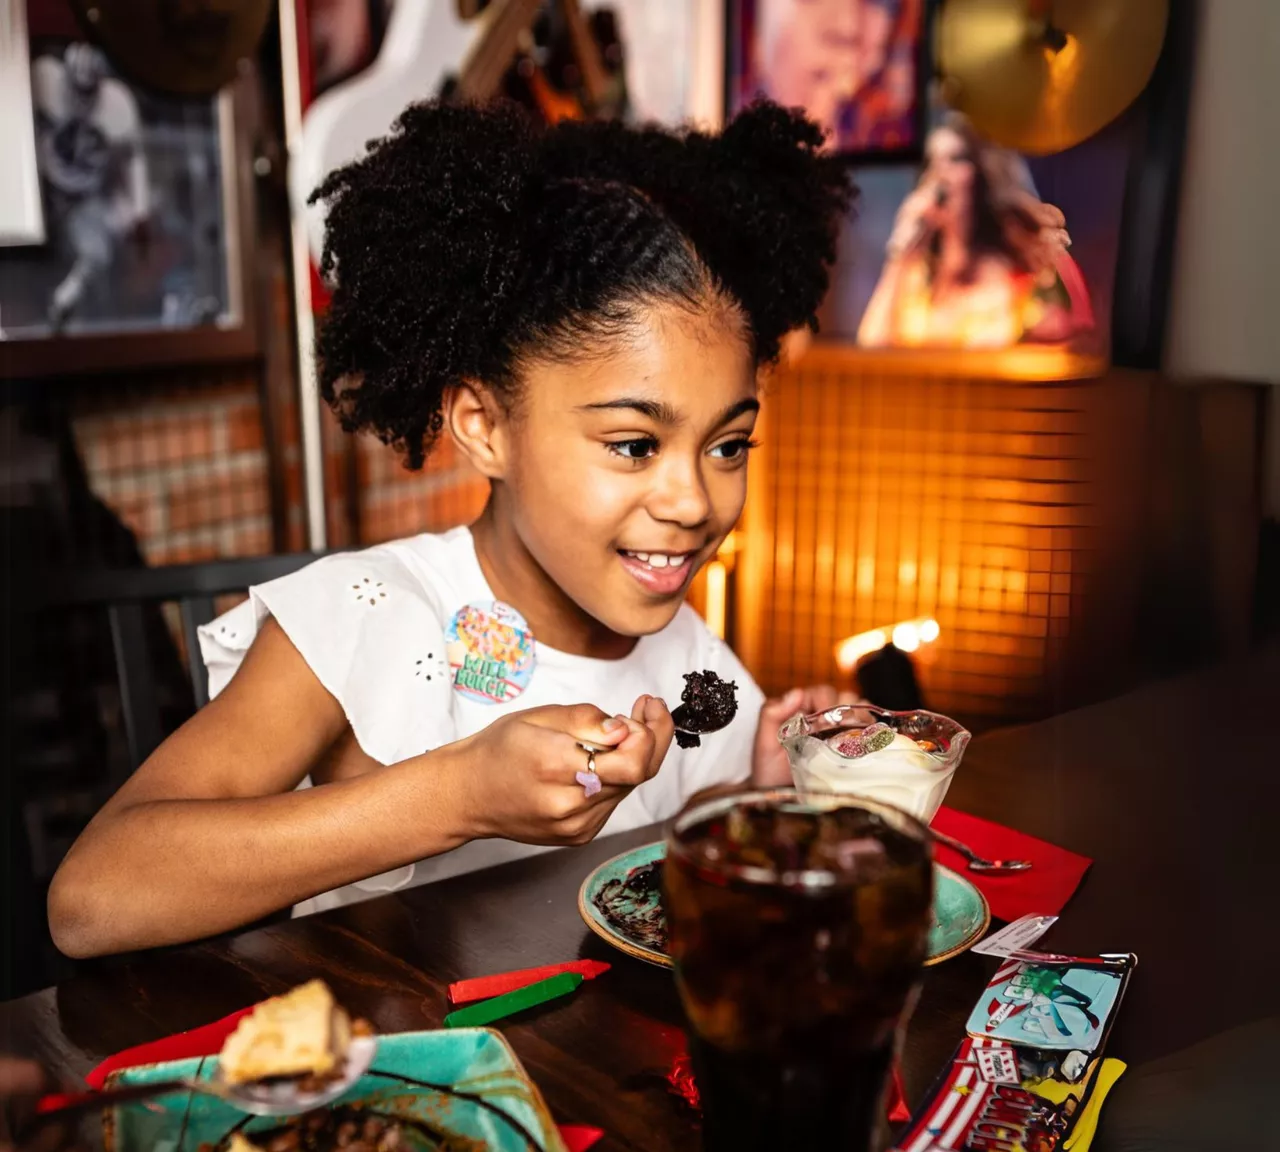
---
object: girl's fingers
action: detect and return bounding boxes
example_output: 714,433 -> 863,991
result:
805,684 -> 840,714
588,716 -> 653,788
760,688 -> 804,723
526,703 -> 627,749
635,694 -> 674,774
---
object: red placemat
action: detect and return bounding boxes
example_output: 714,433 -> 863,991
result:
85,1007 -> 253,1089
85,1006 -> 602,1149
931,806 -> 1093,923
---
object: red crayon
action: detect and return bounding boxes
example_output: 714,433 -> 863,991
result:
448,959 -> 611,1005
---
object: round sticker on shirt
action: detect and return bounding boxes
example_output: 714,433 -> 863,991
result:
445,600 -> 537,705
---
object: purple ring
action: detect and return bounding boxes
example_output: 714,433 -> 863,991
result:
576,747 -> 601,798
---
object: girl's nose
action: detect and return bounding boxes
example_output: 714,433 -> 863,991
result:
648,457 -> 712,528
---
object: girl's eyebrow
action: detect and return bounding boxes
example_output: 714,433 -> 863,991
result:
578,397 -> 681,424
715,398 -> 761,427
577,397 -> 760,428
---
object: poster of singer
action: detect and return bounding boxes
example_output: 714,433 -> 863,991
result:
727,0 -> 925,158
856,114 -> 1097,349
812,107 -> 1130,354
0,33 -> 238,341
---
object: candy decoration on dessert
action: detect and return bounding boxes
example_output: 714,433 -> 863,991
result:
835,722 -> 896,758
671,670 -> 739,748
445,600 -> 536,705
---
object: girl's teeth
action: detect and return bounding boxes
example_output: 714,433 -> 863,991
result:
624,550 -> 690,569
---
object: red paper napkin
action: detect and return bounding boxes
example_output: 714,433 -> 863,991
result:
85,1007 -> 253,1089
84,1006 -> 602,1149
558,1125 -> 604,1151
931,806 -> 1092,923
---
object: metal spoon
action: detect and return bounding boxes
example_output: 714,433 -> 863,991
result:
577,721 -> 709,756
30,1037 -> 377,1127
931,828 -> 1033,873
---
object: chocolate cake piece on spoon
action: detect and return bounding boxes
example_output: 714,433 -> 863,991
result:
671,670 -> 739,748
576,670 -> 739,759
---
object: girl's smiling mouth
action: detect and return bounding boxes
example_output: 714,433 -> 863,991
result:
618,549 -> 698,596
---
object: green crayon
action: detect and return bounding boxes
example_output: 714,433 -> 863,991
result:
443,972 -> 584,1028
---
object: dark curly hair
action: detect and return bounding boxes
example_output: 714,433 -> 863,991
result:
311,100 -> 854,469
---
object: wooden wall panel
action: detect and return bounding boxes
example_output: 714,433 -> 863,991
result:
736,349 -> 1176,725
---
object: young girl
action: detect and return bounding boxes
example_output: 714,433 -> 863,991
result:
48,100 -> 854,958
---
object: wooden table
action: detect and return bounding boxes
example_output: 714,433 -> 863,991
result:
4,645 -> 1276,1150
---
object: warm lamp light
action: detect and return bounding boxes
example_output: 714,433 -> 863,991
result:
704,560 -> 728,639
891,622 -> 920,652
835,629 -> 889,671
835,617 -> 941,672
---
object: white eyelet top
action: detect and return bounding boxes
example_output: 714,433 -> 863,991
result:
198,526 -> 763,917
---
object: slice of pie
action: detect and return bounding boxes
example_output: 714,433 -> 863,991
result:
227,1135 -> 264,1152
218,979 -> 353,1085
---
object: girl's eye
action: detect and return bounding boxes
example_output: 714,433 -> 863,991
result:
607,437 -> 659,461
709,437 -> 760,461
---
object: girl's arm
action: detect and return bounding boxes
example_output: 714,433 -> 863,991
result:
47,619 -> 478,957
49,620 -> 669,958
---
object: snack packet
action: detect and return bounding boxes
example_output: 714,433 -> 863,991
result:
892,952 -> 1136,1151
967,953 -> 1134,1053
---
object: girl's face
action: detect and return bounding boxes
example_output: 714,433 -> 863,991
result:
483,301 -> 758,642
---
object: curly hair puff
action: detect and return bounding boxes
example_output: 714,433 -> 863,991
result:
311,100 -> 854,469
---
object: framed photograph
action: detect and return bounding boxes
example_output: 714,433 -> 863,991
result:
816,110 -> 1123,357
0,20 -> 257,378
726,0 -> 927,160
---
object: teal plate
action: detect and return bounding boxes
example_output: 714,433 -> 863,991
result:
578,841 -> 991,968
103,1028 -> 567,1151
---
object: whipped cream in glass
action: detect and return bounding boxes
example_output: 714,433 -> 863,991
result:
778,705 -> 970,823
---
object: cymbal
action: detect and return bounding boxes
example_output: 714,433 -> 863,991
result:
935,0 -> 1169,155
68,0 -> 273,97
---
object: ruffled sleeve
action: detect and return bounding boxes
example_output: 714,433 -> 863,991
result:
197,547 -> 457,767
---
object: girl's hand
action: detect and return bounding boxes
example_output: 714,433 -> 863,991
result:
751,686 -> 860,787
450,696 -> 674,847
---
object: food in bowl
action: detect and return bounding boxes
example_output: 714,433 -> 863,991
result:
221,1108 -> 404,1151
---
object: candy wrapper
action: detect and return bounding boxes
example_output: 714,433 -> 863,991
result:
891,1036 -> 1126,1151
967,953 -> 1135,1054
893,953 -> 1136,1152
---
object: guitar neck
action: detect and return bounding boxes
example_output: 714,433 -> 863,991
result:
455,0 -> 545,102
557,0 -> 609,110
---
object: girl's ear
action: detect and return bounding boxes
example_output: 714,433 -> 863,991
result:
445,381 -> 509,479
